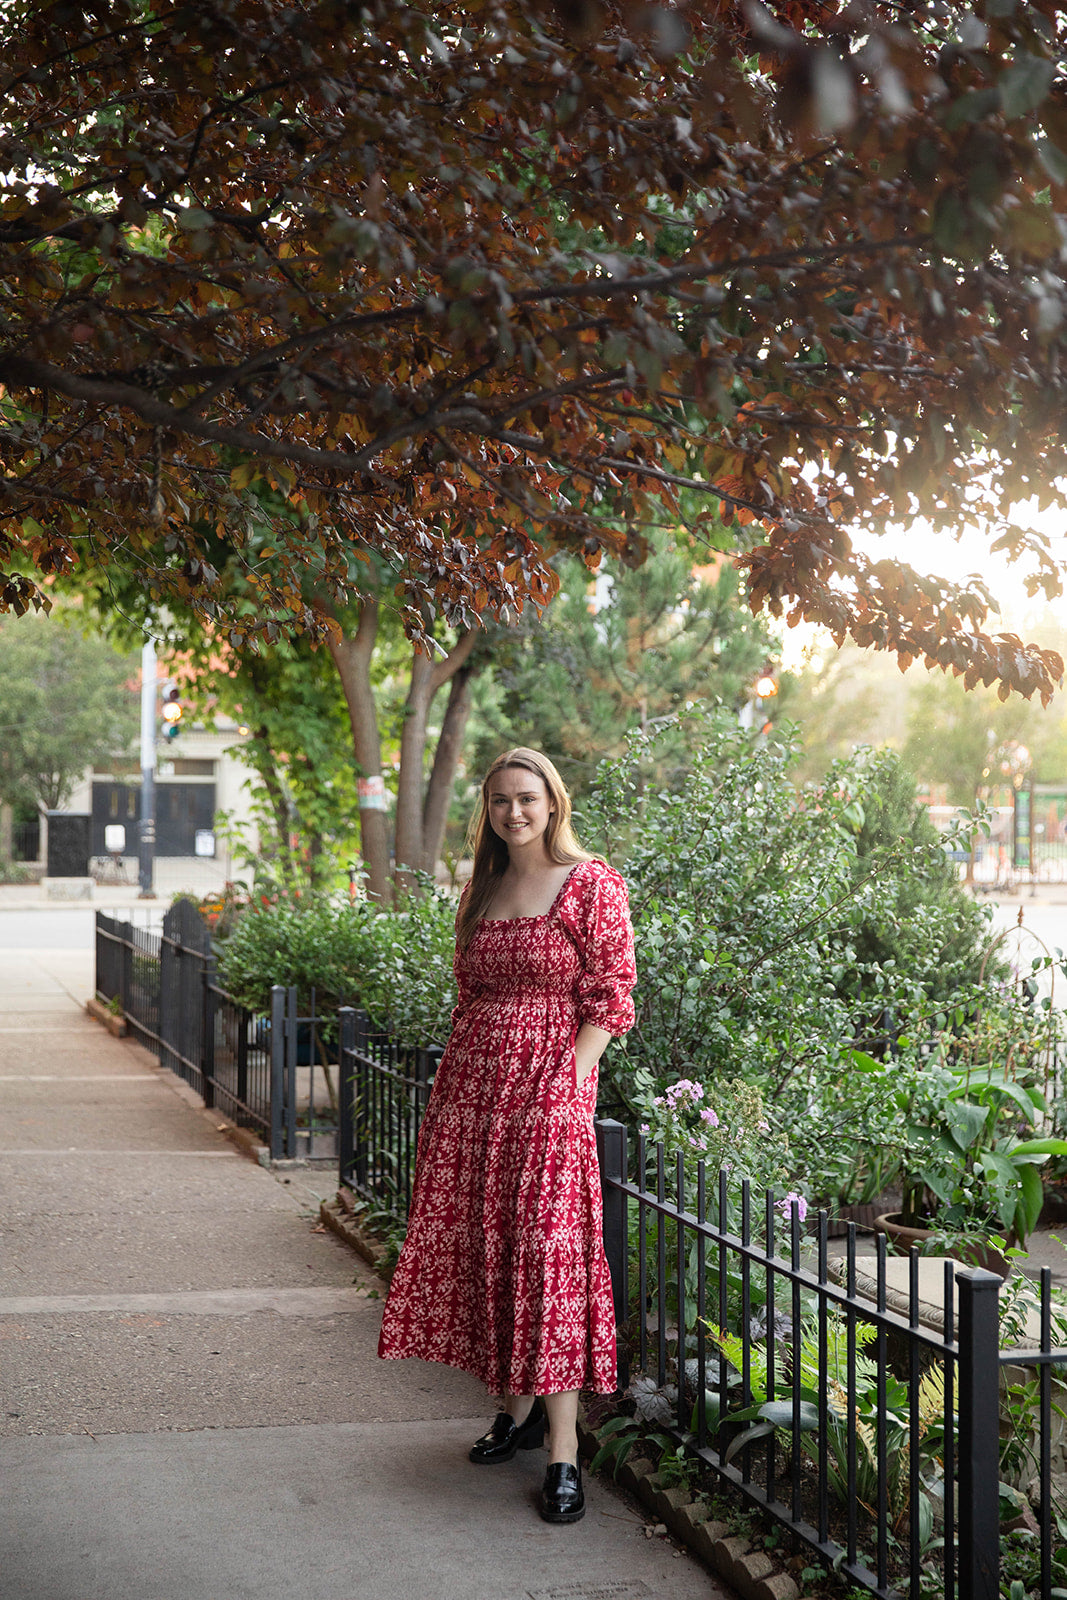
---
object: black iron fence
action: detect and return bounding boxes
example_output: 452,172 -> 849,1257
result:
96,911 -> 162,1055
95,908 -> 339,1161
595,1120 -> 1067,1600
336,1005 -> 441,1218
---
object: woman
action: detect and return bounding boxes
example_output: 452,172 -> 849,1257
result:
378,748 -> 636,1524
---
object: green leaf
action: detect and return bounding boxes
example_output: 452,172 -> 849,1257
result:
1011,1137 -> 1067,1157
1015,1160 -> 1045,1240
944,1098 -> 989,1150
723,1420 -> 776,1464
849,1049 -> 882,1074
757,1399 -> 820,1430
1000,55 -> 1057,120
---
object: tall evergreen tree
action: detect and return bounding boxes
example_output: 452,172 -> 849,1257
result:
469,530 -> 773,799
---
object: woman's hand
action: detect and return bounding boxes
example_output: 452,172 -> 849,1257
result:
574,1023 -> 611,1090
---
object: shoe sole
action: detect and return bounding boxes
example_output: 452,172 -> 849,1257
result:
539,1504 -> 585,1524
469,1426 -> 546,1465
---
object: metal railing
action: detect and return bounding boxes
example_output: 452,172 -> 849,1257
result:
96,910 -> 162,1055
337,1005 -> 441,1219
595,1119 -> 1067,1600
95,910 -> 339,1161
266,985 -> 343,1162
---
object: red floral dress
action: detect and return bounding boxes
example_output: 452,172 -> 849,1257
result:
378,858 -> 636,1396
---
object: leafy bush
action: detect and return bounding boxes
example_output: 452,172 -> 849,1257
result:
215,892 -> 372,1014
214,883 -> 458,1048
581,710 -> 1007,1207
0,855 -> 33,885
215,708 -> 1053,1219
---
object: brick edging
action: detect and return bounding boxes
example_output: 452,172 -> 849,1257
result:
319,1192 -> 396,1281
85,996 -> 127,1036
575,1419 -> 800,1600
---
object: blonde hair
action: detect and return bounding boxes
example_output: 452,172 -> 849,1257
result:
456,748 -> 589,949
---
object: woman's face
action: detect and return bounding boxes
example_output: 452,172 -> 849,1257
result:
486,765 -> 555,855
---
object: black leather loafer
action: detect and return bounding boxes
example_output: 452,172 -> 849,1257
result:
468,1404 -> 546,1464
539,1460 -> 585,1523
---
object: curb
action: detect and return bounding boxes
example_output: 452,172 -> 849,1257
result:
319,1190 -> 395,1281
209,1114 -> 270,1167
576,1420 -> 800,1600
84,996 -> 127,1036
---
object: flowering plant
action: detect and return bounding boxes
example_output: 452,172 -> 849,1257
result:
634,1072 -> 800,1228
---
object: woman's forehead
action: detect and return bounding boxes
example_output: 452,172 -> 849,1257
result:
487,765 -> 547,796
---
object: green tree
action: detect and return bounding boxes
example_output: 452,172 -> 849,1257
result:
182,632 -> 360,890
469,528 -> 772,799
90,508 -> 488,898
775,643 -> 912,787
0,611 -> 138,810
828,745 -> 992,1002
902,674 -> 1067,806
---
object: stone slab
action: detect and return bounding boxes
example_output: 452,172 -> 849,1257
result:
0,1205 -> 360,1296
0,1305 -> 488,1437
41,877 -> 94,901
0,1092 -> 236,1151
0,1150 -> 304,1216
0,1421 -> 724,1600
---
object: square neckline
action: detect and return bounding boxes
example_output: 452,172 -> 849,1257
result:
479,861 -> 584,925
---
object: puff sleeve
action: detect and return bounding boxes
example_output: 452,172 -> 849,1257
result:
568,861 -> 637,1037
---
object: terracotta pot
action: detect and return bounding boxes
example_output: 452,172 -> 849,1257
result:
874,1212 -> 1012,1280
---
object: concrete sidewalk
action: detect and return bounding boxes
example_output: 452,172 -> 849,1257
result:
0,941 -> 729,1600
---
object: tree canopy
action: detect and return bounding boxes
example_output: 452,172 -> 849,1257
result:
0,610 -> 138,810
3,1 -> 1067,698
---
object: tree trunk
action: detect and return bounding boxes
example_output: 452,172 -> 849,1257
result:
327,601 -> 391,903
253,724 -> 292,862
394,629 -> 479,896
393,648 -> 435,893
422,658 -> 477,876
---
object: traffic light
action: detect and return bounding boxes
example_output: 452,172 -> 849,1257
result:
161,686 -> 183,740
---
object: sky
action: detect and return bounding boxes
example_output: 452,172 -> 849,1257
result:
778,497 -> 1067,675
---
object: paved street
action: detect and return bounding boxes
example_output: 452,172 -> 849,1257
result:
0,919 -> 728,1600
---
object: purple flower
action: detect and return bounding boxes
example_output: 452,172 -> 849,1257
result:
664,1078 -> 704,1106
699,1107 -> 720,1127
640,1123 -> 650,1136
777,1191 -> 808,1223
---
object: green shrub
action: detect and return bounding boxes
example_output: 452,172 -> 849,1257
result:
214,883 -> 458,1048
215,892 -> 373,1014
581,710 -> 1007,1206
0,855 -> 33,885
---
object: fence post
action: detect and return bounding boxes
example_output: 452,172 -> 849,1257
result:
121,923 -> 132,1022
270,984 -> 285,1161
957,1268 -> 1001,1600
285,984 -> 298,1159
236,1006 -> 249,1107
338,1007 -> 356,1188
353,1010 -> 369,1191
200,957 -> 216,1109
596,1118 -> 629,1386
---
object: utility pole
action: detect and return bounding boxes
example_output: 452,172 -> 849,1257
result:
138,639 -> 157,898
